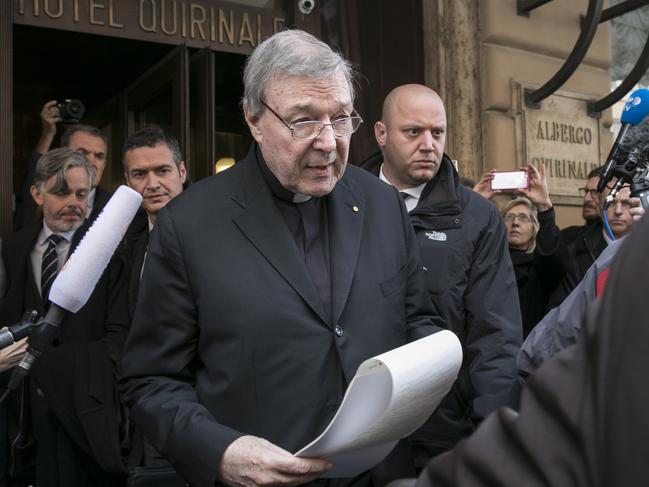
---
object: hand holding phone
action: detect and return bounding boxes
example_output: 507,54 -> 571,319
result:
519,164 -> 552,211
490,170 -> 529,191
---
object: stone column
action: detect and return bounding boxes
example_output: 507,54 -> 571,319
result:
423,0 -> 483,181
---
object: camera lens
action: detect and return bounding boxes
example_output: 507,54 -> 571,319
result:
298,0 -> 315,14
66,100 -> 84,118
58,99 -> 85,123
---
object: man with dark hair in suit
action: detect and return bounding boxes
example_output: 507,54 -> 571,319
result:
120,29 -> 442,487
121,126 -> 187,320
0,148 -> 129,486
119,128 -> 187,475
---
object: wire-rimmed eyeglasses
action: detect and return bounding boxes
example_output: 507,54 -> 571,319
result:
504,213 -> 532,223
261,101 -> 363,140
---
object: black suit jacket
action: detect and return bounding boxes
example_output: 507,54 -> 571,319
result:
0,220 -> 129,486
89,186 -> 113,224
122,227 -> 149,321
120,146 -> 442,487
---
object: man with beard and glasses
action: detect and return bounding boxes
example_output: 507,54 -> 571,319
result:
547,167 -> 603,298
0,148 -> 130,486
561,166 -> 603,245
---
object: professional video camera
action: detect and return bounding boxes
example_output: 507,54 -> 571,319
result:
57,98 -> 85,123
598,88 -> 649,212
600,146 -> 649,211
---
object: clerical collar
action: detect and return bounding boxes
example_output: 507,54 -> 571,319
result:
256,146 -> 312,203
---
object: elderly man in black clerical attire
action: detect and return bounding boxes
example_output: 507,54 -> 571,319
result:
120,29 -> 443,487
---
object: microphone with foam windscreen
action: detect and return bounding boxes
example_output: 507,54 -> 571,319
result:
2,186 -> 142,399
598,89 -> 649,195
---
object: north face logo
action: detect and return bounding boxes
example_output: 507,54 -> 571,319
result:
425,231 -> 447,241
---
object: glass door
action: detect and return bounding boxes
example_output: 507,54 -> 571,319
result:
213,52 -> 251,175
125,44 -> 190,172
190,48 -> 216,182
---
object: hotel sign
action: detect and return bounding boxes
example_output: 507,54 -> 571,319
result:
13,0 -> 285,55
519,86 -> 603,199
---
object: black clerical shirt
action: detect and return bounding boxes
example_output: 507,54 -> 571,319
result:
256,150 -> 333,324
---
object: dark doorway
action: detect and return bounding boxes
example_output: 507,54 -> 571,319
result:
13,25 -> 172,191
13,24 -> 251,215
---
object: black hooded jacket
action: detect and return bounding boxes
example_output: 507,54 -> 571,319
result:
549,220 -> 607,307
361,152 -> 522,461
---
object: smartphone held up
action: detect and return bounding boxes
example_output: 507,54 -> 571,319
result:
490,170 -> 529,191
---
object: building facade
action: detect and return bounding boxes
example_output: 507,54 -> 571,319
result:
0,0 -> 618,235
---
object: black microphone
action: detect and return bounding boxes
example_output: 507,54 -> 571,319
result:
1,186 -> 142,400
0,310 -> 39,350
630,163 -> 649,210
5,305 -> 65,393
598,89 -> 649,194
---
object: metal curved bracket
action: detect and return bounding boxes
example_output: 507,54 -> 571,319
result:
588,5 -> 649,115
525,0 -> 603,108
600,0 -> 649,24
517,0 -> 554,17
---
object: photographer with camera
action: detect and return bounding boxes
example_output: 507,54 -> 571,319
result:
14,100 -> 111,230
35,100 -> 62,156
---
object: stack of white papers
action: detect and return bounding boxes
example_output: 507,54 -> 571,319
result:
295,330 -> 463,478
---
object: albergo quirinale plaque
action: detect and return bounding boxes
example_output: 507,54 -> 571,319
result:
519,86 -> 603,200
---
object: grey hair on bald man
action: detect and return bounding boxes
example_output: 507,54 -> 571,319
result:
242,29 -> 356,116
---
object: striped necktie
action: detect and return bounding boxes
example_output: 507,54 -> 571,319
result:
41,234 -> 63,306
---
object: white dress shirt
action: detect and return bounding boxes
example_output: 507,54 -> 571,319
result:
379,164 -> 427,212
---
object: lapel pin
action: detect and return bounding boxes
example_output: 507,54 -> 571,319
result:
352,206 -> 359,212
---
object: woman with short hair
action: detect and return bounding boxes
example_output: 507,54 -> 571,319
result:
499,166 -> 568,338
